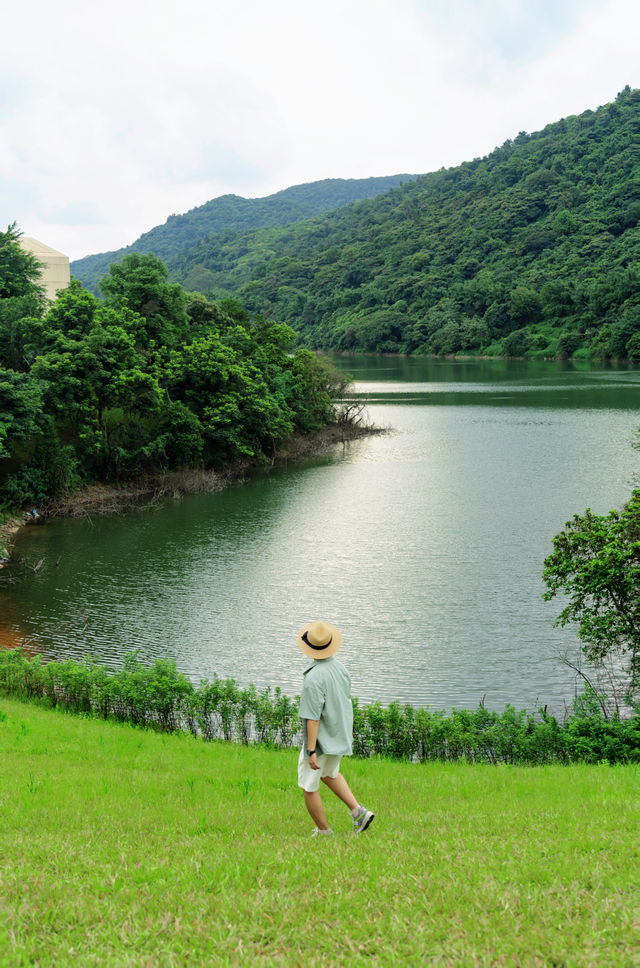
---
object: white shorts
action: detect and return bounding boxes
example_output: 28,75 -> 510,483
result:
297,746 -> 342,793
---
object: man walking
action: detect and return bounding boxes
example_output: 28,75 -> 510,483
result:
297,620 -> 374,837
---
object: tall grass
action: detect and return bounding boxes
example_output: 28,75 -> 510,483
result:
0,697 -> 638,966
1,649 -> 639,765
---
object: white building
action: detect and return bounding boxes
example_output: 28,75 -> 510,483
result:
18,237 -> 71,301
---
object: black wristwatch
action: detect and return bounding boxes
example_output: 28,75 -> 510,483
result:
308,749 -> 316,756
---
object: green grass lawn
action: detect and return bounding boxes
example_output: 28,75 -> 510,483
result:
0,698 -> 638,967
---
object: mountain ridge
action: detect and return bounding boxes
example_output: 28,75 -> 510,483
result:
165,86 -> 640,359
71,174 -> 421,294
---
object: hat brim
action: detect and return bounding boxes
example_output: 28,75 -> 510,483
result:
297,621 -> 343,659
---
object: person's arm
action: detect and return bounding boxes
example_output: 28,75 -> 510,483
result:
306,719 -> 320,770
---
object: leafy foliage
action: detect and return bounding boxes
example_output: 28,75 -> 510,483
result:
0,225 -> 46,373
99,252 -> 189,347
1,650 -> 638,764
0,223 -> 44,302
160,88 -> 640,359
543,489 -> 640,704
0,370 -> 45,460
0,248 -> 348,508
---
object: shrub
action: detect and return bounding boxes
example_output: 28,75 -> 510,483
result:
0,650 -> 638,765
556,332 -> 583,359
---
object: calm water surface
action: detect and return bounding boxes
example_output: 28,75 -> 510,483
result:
1,358 -> 638,712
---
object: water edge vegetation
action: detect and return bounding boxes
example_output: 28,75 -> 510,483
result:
1,649 -> 638,766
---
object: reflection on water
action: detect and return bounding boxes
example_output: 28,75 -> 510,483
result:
1,358 -> 639,713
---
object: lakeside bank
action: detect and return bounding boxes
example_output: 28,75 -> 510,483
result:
2,648 -> 638,763
0,417 -> 384,555
0,515 -> 28,568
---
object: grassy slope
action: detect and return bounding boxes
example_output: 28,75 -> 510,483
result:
0,698 -> 638,967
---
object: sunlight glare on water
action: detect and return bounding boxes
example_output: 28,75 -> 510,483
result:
1,357 -> 638,713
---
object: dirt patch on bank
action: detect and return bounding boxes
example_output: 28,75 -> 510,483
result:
0,517 -> 25,567
37,421 -> 385,519
42,465 -> 250,518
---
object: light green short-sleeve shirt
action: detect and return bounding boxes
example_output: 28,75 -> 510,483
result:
298,656 -> 353,756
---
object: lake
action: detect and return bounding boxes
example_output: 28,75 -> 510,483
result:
1,357 -> 638,713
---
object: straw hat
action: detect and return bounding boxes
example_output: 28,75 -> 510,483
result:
297,620 -> 343,659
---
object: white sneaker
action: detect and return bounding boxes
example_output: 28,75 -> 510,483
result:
352,806 -> 374,833
311,827 -> 334,837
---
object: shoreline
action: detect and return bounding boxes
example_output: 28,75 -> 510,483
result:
0,418 -> 383,534
0,516 -> 26,569
331,349 -> 640,366
0,420 -> 380,647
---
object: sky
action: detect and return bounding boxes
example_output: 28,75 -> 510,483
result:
1,0 -> 638,262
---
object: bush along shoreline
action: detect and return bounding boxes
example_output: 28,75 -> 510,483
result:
1,649 -> 638,765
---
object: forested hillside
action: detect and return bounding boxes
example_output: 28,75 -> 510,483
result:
168,87 -> 640,360
71,175 -> 419,296
1,228 -> 348,510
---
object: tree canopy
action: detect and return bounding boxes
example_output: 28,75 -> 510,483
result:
0,241 -> 347,509
543,489 -> 640,709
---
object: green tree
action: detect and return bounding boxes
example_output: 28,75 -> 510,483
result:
609,302 -> 640,359
184,292 -> 229,334
508,286 -> 541,327
540,280 -> 575,319
30,286 -> 161,474
100,253 -> 189,347
284,350 -> 342,432
0,223 -> 46,370
0,224 -> 354,503
626,332 -> 640,361
552,209 -> 578,236
0,416 -> 80,507
166,333 -> 293,462
542,490 -> 640,705
154,400 -> 204,468
0,223 -> 43,299
502,328 -> 531,357
0,369 -> 44,459
556,332 -> 583,359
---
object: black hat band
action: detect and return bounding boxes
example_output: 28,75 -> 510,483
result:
302,630 -> 332,651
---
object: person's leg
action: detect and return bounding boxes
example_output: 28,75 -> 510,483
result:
303,790 -> 330,830
299,748 -> 332,831
321,772 -> 358,811
322,769 -> 375,833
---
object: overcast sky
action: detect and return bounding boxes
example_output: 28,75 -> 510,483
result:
2,0 -> 638,261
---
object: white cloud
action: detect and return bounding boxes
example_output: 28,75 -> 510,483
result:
1,0 -> 638,260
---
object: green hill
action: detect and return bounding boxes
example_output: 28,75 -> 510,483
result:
70,175 -> 420,295
167,86 -> 640,360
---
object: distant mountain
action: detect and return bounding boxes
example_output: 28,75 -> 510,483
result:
166,86 -> 640,360
71,175 -> 421,294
